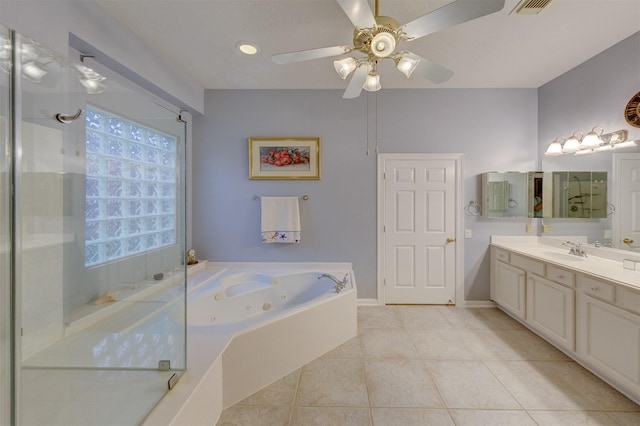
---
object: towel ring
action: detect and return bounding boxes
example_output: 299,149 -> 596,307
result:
465,201 -> 482,216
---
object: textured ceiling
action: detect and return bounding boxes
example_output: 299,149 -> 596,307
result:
95,0 -> 640,90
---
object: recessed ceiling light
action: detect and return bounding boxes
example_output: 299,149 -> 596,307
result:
237,42 -> 259,55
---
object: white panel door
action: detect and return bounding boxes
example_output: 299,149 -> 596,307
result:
615,154 -> 640,252
381,156 -> 457,304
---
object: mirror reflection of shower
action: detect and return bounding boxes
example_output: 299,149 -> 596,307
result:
567,174 -> 588,218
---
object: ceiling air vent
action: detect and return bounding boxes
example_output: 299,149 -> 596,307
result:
510,0 -> 554,15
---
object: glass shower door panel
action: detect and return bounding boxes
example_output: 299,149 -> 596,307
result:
0,24 -> 13,426
18,46 -> 187,371
65,102 -> 187,371
17,34 -> 69,367
16,35 -> 186,425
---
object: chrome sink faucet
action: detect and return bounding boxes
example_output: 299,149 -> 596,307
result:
317,273 -> 349,293
562,241 -> 588,257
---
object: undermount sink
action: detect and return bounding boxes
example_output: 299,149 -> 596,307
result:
539,251 -> 586,262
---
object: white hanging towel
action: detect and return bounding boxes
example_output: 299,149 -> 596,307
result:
261,197 -> 301,243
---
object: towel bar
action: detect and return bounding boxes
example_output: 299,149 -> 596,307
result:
253,195 -> 309,201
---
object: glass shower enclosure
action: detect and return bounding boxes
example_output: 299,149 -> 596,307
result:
2,26 -> 188,425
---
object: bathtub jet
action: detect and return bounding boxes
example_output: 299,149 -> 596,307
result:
317,273 -> 349,293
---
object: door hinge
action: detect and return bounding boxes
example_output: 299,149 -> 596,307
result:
383,172 -> 386,180
168,373 -> 179,390
383,225 -> 386,233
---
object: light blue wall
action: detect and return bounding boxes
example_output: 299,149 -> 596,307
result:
193,88 -> 538,300
538,32 -> 640,148
538,31 -> 640,241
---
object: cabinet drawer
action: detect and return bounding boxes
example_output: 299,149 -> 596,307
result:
494,248 -> 510,263
580,275 -> 615,303
546,265 -> 575,288
510,253 -> 545,276
618,287 -> 640,316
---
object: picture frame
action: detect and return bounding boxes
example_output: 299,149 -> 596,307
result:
249,137 -> 321,180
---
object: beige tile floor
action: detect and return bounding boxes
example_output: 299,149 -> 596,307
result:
216,306 -> 640,426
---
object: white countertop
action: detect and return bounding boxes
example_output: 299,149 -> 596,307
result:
491,236 -> 640,290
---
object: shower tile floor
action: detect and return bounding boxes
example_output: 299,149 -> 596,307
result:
216,305 -> 640,426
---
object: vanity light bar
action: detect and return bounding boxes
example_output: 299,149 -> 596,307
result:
545,129 -> 637,156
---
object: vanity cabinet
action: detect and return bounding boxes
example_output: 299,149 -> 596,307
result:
576,276 -> 640,396
492,247 -> 575,351
494,260 -> 526,320
491,243 -> 640,404
526,272 -> 575,351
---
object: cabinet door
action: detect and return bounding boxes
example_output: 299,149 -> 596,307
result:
577,293 -> 640,394
526,274 -> 575,351
493,261 -> 526,320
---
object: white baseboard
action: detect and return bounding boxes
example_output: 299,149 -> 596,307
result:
356,298 -> 495,308
457,300 -> 496,308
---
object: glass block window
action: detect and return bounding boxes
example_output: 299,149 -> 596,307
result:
85,106 -> 177,266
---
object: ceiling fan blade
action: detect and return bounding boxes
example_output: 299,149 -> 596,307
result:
336,0 -> 376,29
402,0 -> 505,40
405,52 -> 454,84
343,65 -> 370,99
272,46 -> 350,64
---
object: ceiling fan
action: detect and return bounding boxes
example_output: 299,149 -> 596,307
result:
272,0 -> 506,99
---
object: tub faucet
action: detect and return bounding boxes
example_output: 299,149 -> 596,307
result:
562,241 -> 588,257
317,273 -> 349,293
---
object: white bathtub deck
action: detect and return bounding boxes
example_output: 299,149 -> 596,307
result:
142,261 -> 358,426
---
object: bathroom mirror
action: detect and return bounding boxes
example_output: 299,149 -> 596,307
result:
542,144 -> 640,250
481,172 -> 529,218
542,171 -> 607,218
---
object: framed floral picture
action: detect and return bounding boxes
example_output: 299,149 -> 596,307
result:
249,137 -> 321,180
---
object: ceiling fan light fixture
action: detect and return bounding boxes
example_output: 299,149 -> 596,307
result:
363,72 -> 381,92
370,32 -> 396,58
333,57 -> 357,79
395,56 -> 420,78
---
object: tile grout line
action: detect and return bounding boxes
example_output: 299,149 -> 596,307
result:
287,368 -> 303,426
358,333 -> 375,426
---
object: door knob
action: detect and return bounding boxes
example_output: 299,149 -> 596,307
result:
623,238 -> 635,244
446,237 -> 456,243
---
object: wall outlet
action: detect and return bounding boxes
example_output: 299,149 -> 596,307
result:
526,224 -> 534,233
543,224 -> 552,233
464,229 -> 472,238
604,229 -> 612,239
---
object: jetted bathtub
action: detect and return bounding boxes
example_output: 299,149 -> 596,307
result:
146,262 -> 358,425
187,268 -> 354,328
